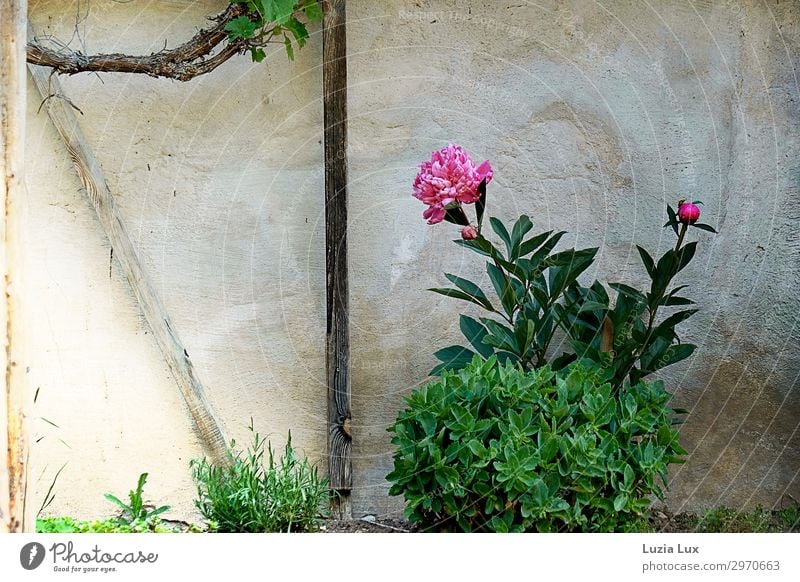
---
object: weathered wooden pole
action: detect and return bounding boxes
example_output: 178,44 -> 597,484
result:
1,0 -> 29,533
322,0 -> 352,518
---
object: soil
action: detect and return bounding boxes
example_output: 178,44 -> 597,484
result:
322,507 -> 798,533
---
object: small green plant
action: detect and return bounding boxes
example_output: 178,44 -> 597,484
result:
104,473 -> 170,525
191,423 -> 329,532
387,356 -> 686,532
36,516 -> 181,533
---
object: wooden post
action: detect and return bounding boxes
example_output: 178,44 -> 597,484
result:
322,0 -> 351,517
27,46 -> 231,469
1,0 -> 29,533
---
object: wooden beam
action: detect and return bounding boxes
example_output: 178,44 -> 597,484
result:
1,0 -> 29,533
27,43 -> 231,469
322,0 -> 351,517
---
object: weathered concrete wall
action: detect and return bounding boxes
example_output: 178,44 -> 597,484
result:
25,0 -> 326,520
22,0 -> 799,521
346,0 -> 800,516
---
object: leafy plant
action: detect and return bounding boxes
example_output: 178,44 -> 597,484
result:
430,207 -> 598,375
429,189 -> 714,392
191,423 -> 329,532
104,473 -> 170,525
560,201 -> 717,389
387,355 -> 686,532
36,516 -> 194,533
225,0 -> 323,62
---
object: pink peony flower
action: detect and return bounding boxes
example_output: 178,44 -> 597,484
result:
413,144 -> 493,224
677,200 -> 701,224
460,224 -> 479,240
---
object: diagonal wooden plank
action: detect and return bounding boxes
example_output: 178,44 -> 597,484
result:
27,37 -> 230,468
2,0 -> 30,533
323,0 -> 351,518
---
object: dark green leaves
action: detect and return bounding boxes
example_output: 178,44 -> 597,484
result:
692,223 -> 717,233
636,245 -> 655,278
444,273 -> 494,310
431,204 -> 711,392
510,215 -> 534,260
664,204 -> 679,235
430,345 -> 476,375
231,1 -> 323,62
387,357 -> 686,532
476,178 -> 488,228
490,217 -> 513,256
460,315 -> 494,358
443,205 -> 470,226
300,0 -> 323,21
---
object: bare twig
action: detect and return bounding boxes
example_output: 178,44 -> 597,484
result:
27,3 -> 251,82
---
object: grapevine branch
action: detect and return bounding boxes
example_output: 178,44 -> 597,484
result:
26,3 -> 252,82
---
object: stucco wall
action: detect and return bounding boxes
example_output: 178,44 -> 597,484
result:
23,0 -> 799,521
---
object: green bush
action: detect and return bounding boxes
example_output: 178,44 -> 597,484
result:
387,356 -> 686,532
191,425 -> 329,532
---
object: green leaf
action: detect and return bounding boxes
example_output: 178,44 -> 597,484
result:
481,319 -> 518,353
691,223 -> 717,233
429,287 -> 488,310
476,179 -> 488,228
510,215 -> 533,259
104,494 -> 130,513
283,36 -> 295,60
256,0 -> 296,24
486,263 -> 516,316
654,309 -> 698,337
636,245 -> 655,278
431,345 -> 476,375
250,47 -> 267,62
301,0 -> 323,21
609,283 -> 646,303
225,16 -> 258,40
445,273 -> 493,311
460,315 -> 494,358
518,230 -> 552,258
578,300 -> 608,313
490,217 -> 513,257
658,343 -> 696,369
676,241 -> 697,272
418,412 -> 437,437
623,464 -> 635,488
665,205 -> 679,236
284,17 -> 309,47
468,439 -> 487,458
454,236 -> 498,259
613,493 -> 628,511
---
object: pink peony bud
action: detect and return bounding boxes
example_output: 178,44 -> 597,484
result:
460,224 -> 479,240
677,200 -> 701,224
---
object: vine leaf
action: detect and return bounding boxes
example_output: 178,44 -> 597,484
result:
225,16 -> 258,40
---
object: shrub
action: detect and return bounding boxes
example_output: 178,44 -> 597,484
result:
387,356 -> 686,532
191,424 -> 329,532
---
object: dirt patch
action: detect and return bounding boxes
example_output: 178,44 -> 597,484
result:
321,506 -> 800,533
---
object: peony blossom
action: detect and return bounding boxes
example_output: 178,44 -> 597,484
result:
413,144 -> 493,224
677,200 -> 701,224
460,224 -> 479,240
